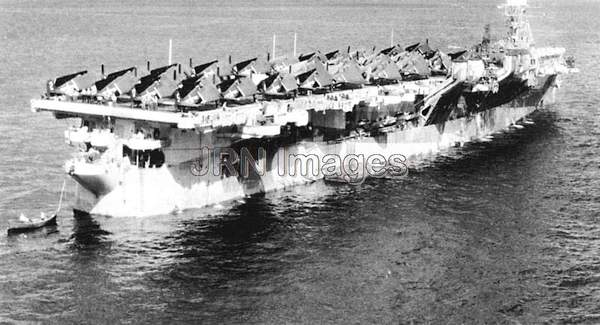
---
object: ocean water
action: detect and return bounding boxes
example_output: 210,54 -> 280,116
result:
0,0 -> 599,323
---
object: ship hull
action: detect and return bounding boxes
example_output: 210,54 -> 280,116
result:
72,74 -> 554,217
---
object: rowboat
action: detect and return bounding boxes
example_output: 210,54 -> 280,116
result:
6,181 -> 65,236
7,213 -> 57,235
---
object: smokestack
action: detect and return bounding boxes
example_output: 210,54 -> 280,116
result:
173,69 -> 176,80
101,64 -> 105,78
178,64 -> 181,74
267,52 -> 270,62
134,67 -> 137,77
228,55 -> 232,64
147,61 -> 150,72
189,58 -> 193,68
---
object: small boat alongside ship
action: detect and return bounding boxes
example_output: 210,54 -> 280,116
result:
7,214 -> 58,235
30,0 -> 576,217
7,181 -> 65,235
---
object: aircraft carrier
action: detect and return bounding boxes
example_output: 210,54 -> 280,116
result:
30,0 -> 575,217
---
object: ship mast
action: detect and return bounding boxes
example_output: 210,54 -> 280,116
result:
503,0 -> 534,49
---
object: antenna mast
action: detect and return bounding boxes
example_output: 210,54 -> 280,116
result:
272,34 -> 277,59
168,39 -> 173,65
293,32 -> 297,57
504,0 -> 534,48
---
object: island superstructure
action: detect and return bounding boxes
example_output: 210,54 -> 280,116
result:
31,0 -> 575,217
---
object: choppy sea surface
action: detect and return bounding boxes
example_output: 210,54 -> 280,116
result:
0,0 -> 599,323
